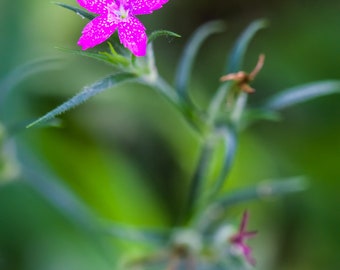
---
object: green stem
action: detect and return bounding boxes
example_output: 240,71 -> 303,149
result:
209,126 -> 237,199
207,81 -> 233,125
184,138 -> 214,224
230,91 -> 248,125
142,76 -> 207,134
152,76 -> 182,109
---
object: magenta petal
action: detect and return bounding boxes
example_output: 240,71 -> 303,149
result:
232,243 -> 256,266
127,0 -> 169,15
78,16 -> 117,50
77,0 -> 112,14
117,17 -> 147,57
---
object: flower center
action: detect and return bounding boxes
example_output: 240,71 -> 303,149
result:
107,3 -> 130,22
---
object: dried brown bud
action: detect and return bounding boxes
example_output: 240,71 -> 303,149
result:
220,54 -> 265,93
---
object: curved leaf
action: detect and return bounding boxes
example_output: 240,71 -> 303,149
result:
27,73 -> 137,128
148,30 -> 181,44
265,80 -> 340,110
199,176 -> 307,230
215,176 -> 307,209
175,21 -> 226,99
54,2 -> 96,20
226,19 -> 268,73
0,58 -> 61,107
208,19 -> 267,124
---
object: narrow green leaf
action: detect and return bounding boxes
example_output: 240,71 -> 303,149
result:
216,176 -> 307,208
54,2 -> 96,20
226,19 -> 268,73
0,58 -> 61,126
265,80 -> 340,110
20,153 -> 100,231
199,176 -> 307,230
148,30 -> 181,44
209,126 -> 237,198
27,73 -> 136,128
105,223 -> 169,245
175,21 -> 226,98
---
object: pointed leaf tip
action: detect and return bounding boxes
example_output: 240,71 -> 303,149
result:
27,72 -> 136,128
54,2 -> 96,20
227,18 -> 268,74
148,30 -> 181,44
265,80 -> 340,110
175,20 -> 226,98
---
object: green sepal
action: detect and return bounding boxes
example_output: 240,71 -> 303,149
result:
57,46 -> 130,68
99,42 -> 131,67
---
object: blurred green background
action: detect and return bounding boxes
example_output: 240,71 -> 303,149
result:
1,0 -> 340,269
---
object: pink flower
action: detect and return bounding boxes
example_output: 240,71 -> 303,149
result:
77,0 -> 169,57
230,211 -> 258,266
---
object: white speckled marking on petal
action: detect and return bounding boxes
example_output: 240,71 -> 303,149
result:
127,0 -> 169,15
78,15 -> 118,50
77,0 -> 114,15
117,16 -> 147,57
